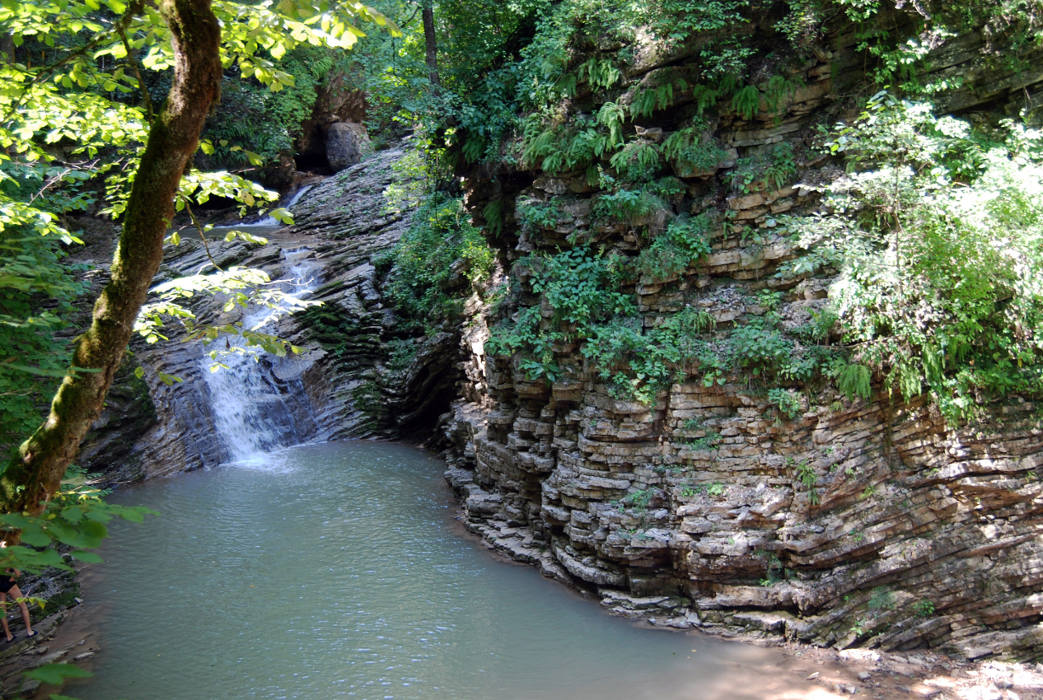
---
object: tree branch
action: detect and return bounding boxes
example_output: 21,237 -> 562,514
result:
4,0 -> 223,516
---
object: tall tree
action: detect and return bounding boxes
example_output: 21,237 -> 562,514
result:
1,0 -> 221,515
422,0 -> 440,88
0,0 -> 383,516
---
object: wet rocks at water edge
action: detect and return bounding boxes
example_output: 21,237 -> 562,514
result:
438,23 -> 1043,665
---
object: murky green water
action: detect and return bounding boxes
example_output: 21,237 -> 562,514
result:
75,441 -> 811,699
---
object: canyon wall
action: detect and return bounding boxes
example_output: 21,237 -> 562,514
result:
78,23 -> 1043,662
441,29 -> 1043,661
82,144 -> 460,482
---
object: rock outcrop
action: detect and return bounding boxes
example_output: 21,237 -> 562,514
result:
439,27 -> 1043,662
325,121 -> 372,172
83,143 -> 459,481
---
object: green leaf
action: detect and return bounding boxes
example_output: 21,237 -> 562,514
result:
81,519 -> 108,541
70,550 -> 103,563
158,372 -> 183,386
24,663 -> 93,685
112,505 -> 154,523
0,514 -> 34,529
23,549 -> 69,571
44,519 -> 106,549
269,207 -> 293,224
18,525 -> 51,548
60,506 -> 84,524
4,363 -> 70,378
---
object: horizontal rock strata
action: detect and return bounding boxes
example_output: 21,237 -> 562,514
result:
442,28 -> 1043,661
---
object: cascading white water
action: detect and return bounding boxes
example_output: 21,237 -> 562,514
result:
232,185 -> 313,229
200,244 -> 323,463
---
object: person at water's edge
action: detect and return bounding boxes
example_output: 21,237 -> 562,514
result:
0,571 -> 35,642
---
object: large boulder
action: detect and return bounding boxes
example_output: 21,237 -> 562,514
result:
325,121 -> 371,172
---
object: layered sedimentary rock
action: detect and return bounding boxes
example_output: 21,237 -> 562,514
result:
84,144 -> 459,481
79,23 -> 1043,662
441,30 -> 1043,661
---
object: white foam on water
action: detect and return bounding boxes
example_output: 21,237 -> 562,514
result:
223,447 -> 297,474
201,247 -> 323,463
239,185 -> 314,228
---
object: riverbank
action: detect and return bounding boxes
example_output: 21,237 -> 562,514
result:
0,441 -> 1039,699
451,497 -> 1043,699
0,590 -> 99,698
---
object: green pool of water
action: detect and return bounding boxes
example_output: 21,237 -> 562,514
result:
75,441 -> 809,699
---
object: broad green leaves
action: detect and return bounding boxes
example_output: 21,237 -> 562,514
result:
0,0 -> 381,225
0,479 -> 155,574
381,191 -> 494,331
175,170 -> 279,216
214,0 -> 394,88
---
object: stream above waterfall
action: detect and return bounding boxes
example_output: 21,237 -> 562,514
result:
72,441 -> 844,699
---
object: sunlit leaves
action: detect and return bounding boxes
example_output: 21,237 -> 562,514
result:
176,170 -> 279,216
212,0 -> 391,88
803,97 -> 1043,421
0,482 -> 155,575
0,67 -> 144,158
0,199 -> 78,243
134,266 -> 319,362
223,229 -> 273,245
0,0 -> 381,229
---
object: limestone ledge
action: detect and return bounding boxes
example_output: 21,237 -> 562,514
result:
444,380 -> 1043,660
443,28 -> 1043,661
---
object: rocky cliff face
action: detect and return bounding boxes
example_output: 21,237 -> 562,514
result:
441,28 -> 1043,661
83,143 -> 460,482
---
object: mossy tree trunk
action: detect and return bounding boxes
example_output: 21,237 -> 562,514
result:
422,1 -> 440,88
1,0 -> 222,515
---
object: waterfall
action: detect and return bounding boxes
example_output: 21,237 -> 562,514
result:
233,185 -> 314,229
200,239 -> 323,463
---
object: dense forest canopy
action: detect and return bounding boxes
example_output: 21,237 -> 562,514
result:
1,0 -> 1042,607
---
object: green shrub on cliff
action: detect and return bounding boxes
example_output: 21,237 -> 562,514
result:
798,95 -> 1043,422
383,192 -> 494,331
409,0 -> 1043,422
486,245 -> 726,400
486,248 -> 633,381
634,215 -> 713,282
582,306 -> 717,403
